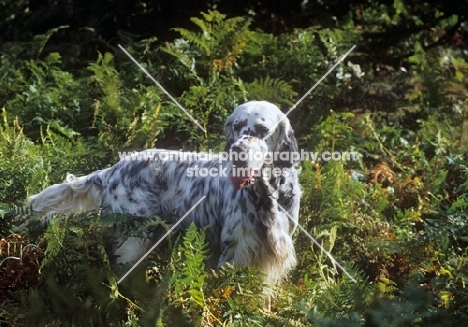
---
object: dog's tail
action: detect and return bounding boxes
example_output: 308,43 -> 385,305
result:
28,170 -> 105,223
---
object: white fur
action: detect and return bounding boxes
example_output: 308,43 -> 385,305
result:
25,101 -> 301,285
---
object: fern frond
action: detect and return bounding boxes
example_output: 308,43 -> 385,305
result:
245,76 -> 297,107
173,28 -> 212,55
42,215 -> 68,266
168,223 -> 208,323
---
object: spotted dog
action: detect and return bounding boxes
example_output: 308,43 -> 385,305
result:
28,101 -> 301,285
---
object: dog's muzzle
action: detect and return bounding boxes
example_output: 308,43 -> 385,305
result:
228,136 -> 268,190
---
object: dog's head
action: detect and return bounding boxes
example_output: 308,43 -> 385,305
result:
224,101 -> 299,190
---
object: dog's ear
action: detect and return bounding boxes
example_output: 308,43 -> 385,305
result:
273,116 -> 300,169
223,115 -> 235,152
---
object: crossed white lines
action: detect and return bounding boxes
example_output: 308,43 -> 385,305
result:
117,44 -> 358,284
0,45 -> 357,280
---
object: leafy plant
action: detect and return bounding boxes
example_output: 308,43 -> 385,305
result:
0,110 -> 48,206
168,223 -> 208,323
2,4 -> 468,326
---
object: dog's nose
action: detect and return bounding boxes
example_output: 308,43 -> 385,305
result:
233,135 -> 253,148
230,145 -> 243,153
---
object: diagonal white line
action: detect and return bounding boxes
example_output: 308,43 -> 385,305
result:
273,198 -> 357,283
118,44 -> 207,133
268,45 -> 356,137
117,196 -> 207,284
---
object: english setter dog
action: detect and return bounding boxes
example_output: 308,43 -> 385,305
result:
27,101 -> 301,285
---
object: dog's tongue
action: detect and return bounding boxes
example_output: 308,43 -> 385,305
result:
229,169 -> 254,190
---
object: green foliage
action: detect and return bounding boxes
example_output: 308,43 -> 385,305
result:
159,224 -> 267,326
1,4 -> 468,327
166,10 -> 252,78
87,51 -> 168,150
162,10 -> 253,148
308,111 -> 357,156
0,111 -> 48,205
3,51 -> 91,141
168,223 -> 208,323
1,213 -> 130,326
205,265 -> 266,327
244,76 -> 298,107
88,52 -> 123,125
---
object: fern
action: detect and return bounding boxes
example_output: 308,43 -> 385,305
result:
245,76 -> 298,107
88,52 -> 123,124
204,264 -> 266,326
307,111 -> 356,154
166,9 -> 252,77
41,215 -> 68,267
168,223 -> 208,323
124,90 -> 163,149
301,264 -> 371,325
160,10 -> 253,148
319,161 -> 365,224
0,110 -> 49,204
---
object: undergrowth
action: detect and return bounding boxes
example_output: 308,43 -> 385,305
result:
1,6 -> 468,327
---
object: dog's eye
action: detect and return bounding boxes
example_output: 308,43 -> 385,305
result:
256,125 -> 270,137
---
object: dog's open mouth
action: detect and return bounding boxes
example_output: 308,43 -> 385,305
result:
229,168 -> 257,190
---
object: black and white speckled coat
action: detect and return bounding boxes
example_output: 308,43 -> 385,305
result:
28,101 -> 302,285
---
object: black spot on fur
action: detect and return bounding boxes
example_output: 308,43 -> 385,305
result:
126,191 -> 138,203
35,101 -> 302,284
128,160 -> 150,177
109,181 -> 118,192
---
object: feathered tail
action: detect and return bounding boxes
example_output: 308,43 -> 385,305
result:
28,170 -> 105,223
